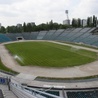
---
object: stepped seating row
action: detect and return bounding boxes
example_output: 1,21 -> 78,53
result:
22,32 -> 31,40
0,27 -> 98,47
67,90 -> 98,98
0,34 -> 11,42
43,30 -> 56,40
6,33 -> 22,41
29,32 -> 39,40
37,31 -> 48,40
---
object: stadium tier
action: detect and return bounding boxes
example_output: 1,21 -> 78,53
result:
66,90 -> 98,98
42,30 -> 56,40
0,27 -> 98,46
22,32 -> 31,40
56,28 -> 75,40
0,34 -> 11,42
29,32 -> 39,40
37,31 -> 48,40
61,28 -> 82,41
6,33 -> 23,41
62,28 -> 82,41
48,29 -> 65,40
1,75 -> 98,98
73,28 -> 96,43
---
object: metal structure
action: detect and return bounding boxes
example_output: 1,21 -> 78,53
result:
65,10 -> 69,20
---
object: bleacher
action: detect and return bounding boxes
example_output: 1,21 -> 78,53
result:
0,34 -> 11,42
42,30 -> 56,40
63,28 -> 82,41
37,31 -> 48,40
91,37 -> 98,46
29,32 -> 39,40
6,33 -> 23,41
93,42 -> 98,46
62,28 -> 82,41
56,28 -> 74,40
22,32 -> 31,40
67,90 -> 98,98
0,27 -> 97,47
6,33 -> 16,41
10,80 -> 61,98
49,29 -> 65,40
0,74 -> 98,98
74,28 -> 95,43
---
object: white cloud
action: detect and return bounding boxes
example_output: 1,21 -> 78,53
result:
0,0 -> 24,4
70,0 -> 98,19
0,0 -> 70,26
0,0 -> 97,27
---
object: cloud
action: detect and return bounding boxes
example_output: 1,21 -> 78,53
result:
0,0 -> 97,27
70,0 -> 98,19
0,0 -> 24,4
0,0 -> 70,26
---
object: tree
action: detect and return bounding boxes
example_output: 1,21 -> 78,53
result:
26,23 -> 32,32
48,20 -> 54,30
93,15 -> 97,27
87,17 -> 90,27
87,17 -> 93,27
6,26 -> 10,33
72,18 -> 78,27
16,26 -> 23,33
78,18 -> 81,27
23,22 -> 27,32
0,26 -> 6,33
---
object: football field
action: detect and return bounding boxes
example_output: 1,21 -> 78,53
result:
5,41 -> 97,67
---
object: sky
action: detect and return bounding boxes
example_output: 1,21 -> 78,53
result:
0,0 -> 97,27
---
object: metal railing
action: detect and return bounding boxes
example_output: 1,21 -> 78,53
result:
10,81 -> 62,98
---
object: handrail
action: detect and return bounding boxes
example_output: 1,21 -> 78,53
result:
10,81 -> 62,98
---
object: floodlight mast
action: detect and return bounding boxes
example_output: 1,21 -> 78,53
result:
65,10 -> 69,20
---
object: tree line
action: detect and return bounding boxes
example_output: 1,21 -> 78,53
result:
72,15 -> 97,27
0,15 -> 98,33
0,20 -> 71,33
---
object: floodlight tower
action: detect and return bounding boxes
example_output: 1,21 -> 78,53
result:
65,10 -> 70,25
65,10 -> 69,20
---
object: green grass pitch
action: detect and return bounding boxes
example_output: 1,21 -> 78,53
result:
5,41 -> 97,67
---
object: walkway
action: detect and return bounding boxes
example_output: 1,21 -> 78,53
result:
0,85 -> 17,98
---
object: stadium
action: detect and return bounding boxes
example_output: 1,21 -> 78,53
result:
0,27 -> 98,98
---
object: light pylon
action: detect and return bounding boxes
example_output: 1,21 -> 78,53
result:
65,10 -> 69,20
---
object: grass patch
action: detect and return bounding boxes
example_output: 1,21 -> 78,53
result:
0,59 -> 17,75
5,41 -> 97,67
35,75 -> 98,81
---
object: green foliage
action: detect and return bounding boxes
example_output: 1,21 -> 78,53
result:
5,20 -> 71,33
87,15 -> 97,27
6,26 -> 23,33
23,22 -> 27,32
93,15 -> 97,27
5,42 -> 97,68
87,17 -> 93,27
36,75 -> 98,81
78,18 -> 82,27
72,18 -> 78,27
0,26 -> 6,33
0,59 -> 17,74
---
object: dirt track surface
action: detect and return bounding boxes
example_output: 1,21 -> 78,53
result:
0,40 -> 98,78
